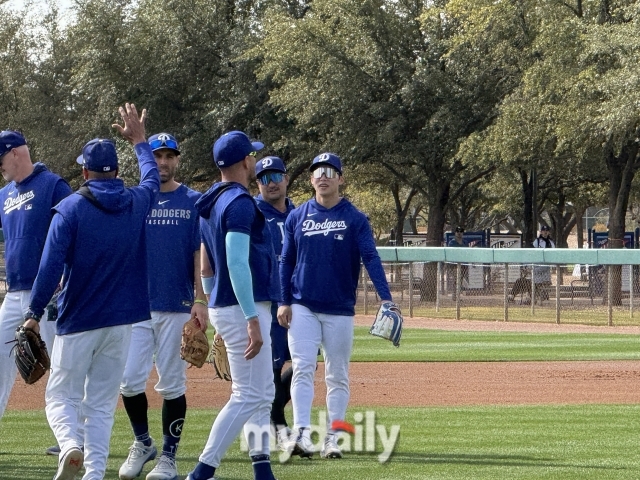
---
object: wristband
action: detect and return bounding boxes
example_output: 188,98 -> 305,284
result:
201,276 -> 213,295
24,309 -> 42,323
194,299 -> 208,307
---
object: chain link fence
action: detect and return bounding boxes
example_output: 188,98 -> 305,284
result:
357,261 -> 640,326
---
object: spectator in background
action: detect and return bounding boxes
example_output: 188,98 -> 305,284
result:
448,226 -> 468,247
532,225 -> 555,303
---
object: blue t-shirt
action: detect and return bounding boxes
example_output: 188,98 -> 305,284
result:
196,182 -> 280,309
0,163 -> 72,291
254,195 -> 295,260
280,198 -> 392,316
146,184 -> 201,312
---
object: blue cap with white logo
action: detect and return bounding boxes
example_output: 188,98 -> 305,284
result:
76,138 -> 118,172
0,130 -> 26,158
148,133 -> 180,154
256,156 -> 286,177
213,130 -> 264,168
310,152 -> 342,174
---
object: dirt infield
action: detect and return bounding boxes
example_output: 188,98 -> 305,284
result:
8,316 -> 640,410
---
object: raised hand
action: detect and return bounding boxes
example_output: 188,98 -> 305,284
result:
112,103 -> 147,145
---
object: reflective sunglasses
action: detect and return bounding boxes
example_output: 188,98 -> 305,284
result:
248,151 -> 257,157
149,138 -> 179,151
258,172 -> 285,185
312,166 -> 339,179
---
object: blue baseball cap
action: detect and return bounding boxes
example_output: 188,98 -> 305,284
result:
213,130 -> 264,168
256,156 -> 286,177
148,133 -> 180,154
76,138 -> 118,172
0,130 -> 26,158
310,152 -> 342,174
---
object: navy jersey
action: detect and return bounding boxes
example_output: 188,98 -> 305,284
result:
146,185 -> 201,312
196,182 -> 280,308
280,198 -> 391,316
0,163 -> 72,291
254,195 -> 295,259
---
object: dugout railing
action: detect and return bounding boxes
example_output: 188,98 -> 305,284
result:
358,247 -> 640,326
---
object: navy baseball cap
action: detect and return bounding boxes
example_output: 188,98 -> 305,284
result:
0,130 -> 26,158
540,225 -> 550,231
310,152 -> 342,174
76,138 -> 118,172
213,130 -> 264,168
148,133 -> 180,154
256,156 -> 286,177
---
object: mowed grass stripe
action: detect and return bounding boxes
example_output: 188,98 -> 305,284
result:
351,327 -> 640,362
3,405 -> 640,479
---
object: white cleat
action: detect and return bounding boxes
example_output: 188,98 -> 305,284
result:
320,434 -> 343,459
53,447 -> 84,480
119,439 -> 157,480
146,455 -> 178,480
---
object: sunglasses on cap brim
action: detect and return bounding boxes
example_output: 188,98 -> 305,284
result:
312,166 -> 340,179
258,172 -> 285,185
149,138 -> 179,151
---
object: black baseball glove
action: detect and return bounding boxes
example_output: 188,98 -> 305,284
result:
11,326 -> 51,384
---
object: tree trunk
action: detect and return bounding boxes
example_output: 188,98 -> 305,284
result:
605,144 -> 638,305
575,206 -> 585,249
391,184 -> 417,246
520,169 -> 535,247
422,182 -> 450,301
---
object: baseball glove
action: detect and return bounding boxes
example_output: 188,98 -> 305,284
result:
12,326 -> 50,384
211,336 -> 231,381
369,301 -> 403,347
180,319 -> 209,368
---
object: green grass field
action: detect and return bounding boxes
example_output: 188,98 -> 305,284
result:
3,327 -> 640,479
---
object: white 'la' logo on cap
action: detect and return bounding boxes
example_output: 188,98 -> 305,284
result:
157,133 -> 171,141
320,153 -> 330,161
262,158 -> 273,168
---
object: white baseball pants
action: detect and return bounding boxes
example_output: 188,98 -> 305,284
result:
46,324 -> 132,480
199,302 -> 274,467
120,311 -> 190,400
288,304 -> 354,430
0,290 -> 53,419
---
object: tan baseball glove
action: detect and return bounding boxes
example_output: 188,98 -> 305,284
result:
211,336 -> 231,381
180,318 -> 209,368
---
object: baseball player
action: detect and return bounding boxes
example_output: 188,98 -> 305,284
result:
118,133 -> 207,480
0,130 -> 71,421
278,153 -> 392,459
254,156 -> 295,449
22,103 -> 159,480
187,130 -> 278,480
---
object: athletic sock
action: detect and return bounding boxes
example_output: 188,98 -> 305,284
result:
251,454 -> 274,480
271,368 -> 289,427
192,461 -> 215,480
122,392 -> 151,446
161,395 -> 186,459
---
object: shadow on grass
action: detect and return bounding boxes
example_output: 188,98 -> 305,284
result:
389,452 -> 623,470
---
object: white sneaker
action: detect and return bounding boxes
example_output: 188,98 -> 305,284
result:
53,447 -> 84,480
292,427 -> 314,458
146,455 -> 178,480
320,434 -> 342,459
276,427 -> 293,452
119,439 -> 157,480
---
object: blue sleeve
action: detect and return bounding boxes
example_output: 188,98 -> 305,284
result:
358,216 -> 392,301
133,143 -> 160,205
226,231 -> 258,320
224,196 -> 255,234
53,179 -> 72,206
29,213 -> 73,316
279,214 -> 296,305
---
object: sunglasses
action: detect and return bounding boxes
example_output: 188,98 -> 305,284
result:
312,166 -> 339,179
258,172 -> 285,185
248,151 -> 257,158
149,138 -> 179,151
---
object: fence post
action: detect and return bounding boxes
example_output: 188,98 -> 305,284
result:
630,264 -> 634,319
409,262 -> 414,318
456,263 -> 461,320
530,264 -> 535,315
608,265 -> 613,326
436,262 -> 441,313
555,265 -> 561,324
504,263 -> 509,322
